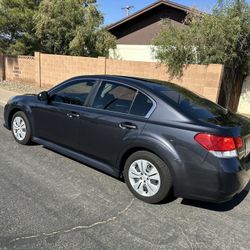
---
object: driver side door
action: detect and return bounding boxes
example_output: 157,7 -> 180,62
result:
32,79 -> 98,151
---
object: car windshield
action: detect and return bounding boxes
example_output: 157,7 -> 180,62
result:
146,79 -> 228,119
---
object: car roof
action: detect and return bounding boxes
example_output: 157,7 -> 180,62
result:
72,74 -> 177,95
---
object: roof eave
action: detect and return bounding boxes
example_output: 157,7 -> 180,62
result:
107,0 -> 194,31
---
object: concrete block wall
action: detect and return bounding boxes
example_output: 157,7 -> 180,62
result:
4,55 -> 35,84
39,53 -> 106,88
2,52 -> 224,103
106,59 -> 224,102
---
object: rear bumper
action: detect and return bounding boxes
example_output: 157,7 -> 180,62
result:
177,170 -> 250,203
215,169 -> 250,202
174,155 -> 250,203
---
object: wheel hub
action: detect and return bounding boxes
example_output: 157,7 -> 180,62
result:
128,159 -> 161,197
13,116 -> 26,141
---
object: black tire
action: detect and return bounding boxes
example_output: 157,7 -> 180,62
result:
11,111 -> 32,145
124,151 -> 172,204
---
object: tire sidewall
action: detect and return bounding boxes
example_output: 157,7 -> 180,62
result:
124,151 -> 172,204
11,111 -> 31,145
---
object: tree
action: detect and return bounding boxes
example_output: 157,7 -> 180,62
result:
0,0 -> 41,55
152,0 -> 250,110
34,0 -> 116,57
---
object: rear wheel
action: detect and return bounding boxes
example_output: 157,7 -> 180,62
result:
11,111 -> 31,145
124,151 -> 172,204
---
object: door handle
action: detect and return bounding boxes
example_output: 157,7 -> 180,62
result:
119,122 -> 137,130
67,112 -> 80,119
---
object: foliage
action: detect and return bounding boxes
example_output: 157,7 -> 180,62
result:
152,0 -> 250,77
0,0 -> 116,57
0,0 -> 41,55
34,0 -> 116,57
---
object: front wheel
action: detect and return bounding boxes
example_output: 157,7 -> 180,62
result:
124,151 -> 172,204
11,111 -> 32,145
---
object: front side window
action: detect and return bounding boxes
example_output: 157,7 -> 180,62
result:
51,80 -> 96,106
93,81 -> 136,114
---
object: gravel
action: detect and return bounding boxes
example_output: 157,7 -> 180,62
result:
0,80 -> 46,94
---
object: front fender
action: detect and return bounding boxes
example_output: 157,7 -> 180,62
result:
5,99 -> 35,134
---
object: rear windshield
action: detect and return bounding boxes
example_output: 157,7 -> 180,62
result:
147,80 -> 227,119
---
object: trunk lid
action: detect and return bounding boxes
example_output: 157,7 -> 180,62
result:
205,112 -> 250,160
205,112 -> 250,137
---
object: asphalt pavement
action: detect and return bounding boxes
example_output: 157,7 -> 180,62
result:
0,106 -> 250,250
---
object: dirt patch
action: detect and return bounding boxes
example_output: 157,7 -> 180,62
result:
0,81 -> 46,94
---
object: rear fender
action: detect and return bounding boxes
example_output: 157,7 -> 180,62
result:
116,135 -> 184,192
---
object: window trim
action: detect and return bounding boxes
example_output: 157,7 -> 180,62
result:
47,77 -> 157,118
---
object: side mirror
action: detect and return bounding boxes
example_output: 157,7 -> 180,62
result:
37,91 -> 49,102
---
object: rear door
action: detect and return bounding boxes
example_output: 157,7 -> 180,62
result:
76,80 -> 155,167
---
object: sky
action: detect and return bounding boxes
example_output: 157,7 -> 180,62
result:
96,0 -> 250,25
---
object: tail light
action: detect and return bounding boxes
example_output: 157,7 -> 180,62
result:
194,133 -> 243,158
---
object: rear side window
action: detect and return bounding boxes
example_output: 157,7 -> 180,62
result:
130,92 -> 153,116
148,81 -> 227,119
93,81 -> 154,117
93,81 -> 136,114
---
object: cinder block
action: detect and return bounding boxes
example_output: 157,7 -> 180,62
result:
2,53 -> 224,103
203,87 -> 218,96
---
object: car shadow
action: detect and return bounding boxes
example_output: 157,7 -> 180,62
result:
29,141 -> 39,146
42,146 -> 124,181
180,188 -> 249,212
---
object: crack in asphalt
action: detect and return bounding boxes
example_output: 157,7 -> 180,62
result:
6,199 -> 134,246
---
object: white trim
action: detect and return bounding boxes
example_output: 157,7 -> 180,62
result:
210,150 -> 238,158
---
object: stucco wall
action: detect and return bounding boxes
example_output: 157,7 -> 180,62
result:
238,76 -> 250,115
110,45 -> 156,62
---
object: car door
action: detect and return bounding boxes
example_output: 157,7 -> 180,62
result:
32,79 -> 98,151
76,80 -> 155,168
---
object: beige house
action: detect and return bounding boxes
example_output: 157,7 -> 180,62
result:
238,76 -> 250,116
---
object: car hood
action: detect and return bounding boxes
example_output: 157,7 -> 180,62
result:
8,93 -> 38,104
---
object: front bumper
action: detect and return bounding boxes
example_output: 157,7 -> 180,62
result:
3,103 -> 11,130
